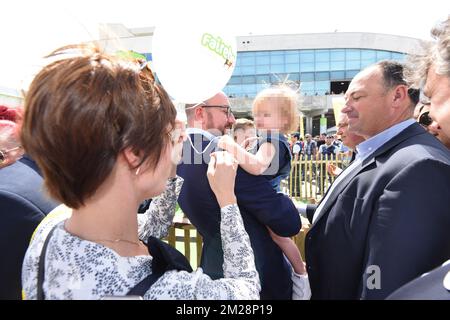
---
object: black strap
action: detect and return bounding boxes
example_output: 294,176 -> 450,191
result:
127,236 -> 193,296
37,223 -> 59,300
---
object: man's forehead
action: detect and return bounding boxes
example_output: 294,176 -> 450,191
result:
205,92 -> 230,106
346,66 -> 380,95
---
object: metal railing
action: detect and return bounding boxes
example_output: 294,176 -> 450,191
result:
283,153 -> 352,202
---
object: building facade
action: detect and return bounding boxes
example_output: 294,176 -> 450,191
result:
99,25 -> 422,135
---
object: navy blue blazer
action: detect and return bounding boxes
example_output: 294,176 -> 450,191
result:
386,260 -> 450,300
306,123 -> 450,299
177,133 -> 301,300
0,155 -> 58,299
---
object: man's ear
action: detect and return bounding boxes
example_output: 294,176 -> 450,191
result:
196,107 -> 207,120
122,147 -> 142,168
392,85 -> 408,107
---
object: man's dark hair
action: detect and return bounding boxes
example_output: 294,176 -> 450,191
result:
376,60 -> 420,106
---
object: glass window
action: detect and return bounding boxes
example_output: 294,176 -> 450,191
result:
270,74 -> 286,83
256,55 -> 270,65
226,84 -> 242,94
287,73 -> 300,81
255,51 -> 270,56
270,55 -> 284,64
233,67 -> 241,76
240,52 -> 255,57
330,71 -> 345,80
346,49 -> 360,60
300,82 -> 314,92
242,76 -> 255,84
270,50 -> 283,56
241,66 -> 255,75
286,63 -> 299,73
361,50 -> 376,60
271,64 -> 285,73
346,60 -> 360,69
315,81 -> 330,91
376,51 -> 391,60
346,70 -> 359,79
315,50 -> 330,62
242,84 -> 256,94
300,50 -> 315,63
330,49 -> 345,61
286,53 -> 300,63
241,56 -> 255,66
300,62 -> 314,72
316,72 -> 330,81
315,61 -> 330,71
228,76 -> 241,85
330,60 -> 345,71
391,52 -> 405,61
361,59 -> 375,69
256,65 -> 270,74
256,83 -> 271,92
300,72 -> 315,81
256,75 -> 270,84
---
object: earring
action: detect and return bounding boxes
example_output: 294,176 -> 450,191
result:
135,167 -> 141,176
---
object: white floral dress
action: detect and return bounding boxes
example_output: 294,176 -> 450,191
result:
22,177 -> 260,300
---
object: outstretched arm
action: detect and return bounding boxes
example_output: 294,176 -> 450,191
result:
218,135 -> 275,175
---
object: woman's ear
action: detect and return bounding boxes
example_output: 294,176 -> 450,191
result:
122,147 -> 142,168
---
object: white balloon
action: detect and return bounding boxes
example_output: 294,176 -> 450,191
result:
152,19 -> 237,104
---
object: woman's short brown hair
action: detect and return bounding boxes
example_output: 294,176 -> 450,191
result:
21,44 -> 176,209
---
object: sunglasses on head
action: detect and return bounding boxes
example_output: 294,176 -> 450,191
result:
418,111 -> 433,127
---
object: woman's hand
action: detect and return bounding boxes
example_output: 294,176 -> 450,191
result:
207,151 -> 238,208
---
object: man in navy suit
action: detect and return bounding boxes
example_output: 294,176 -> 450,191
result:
386,260 -> 450,300
305,61 -> 450,299
0,155 -> 58,299
177,92 -> 301,299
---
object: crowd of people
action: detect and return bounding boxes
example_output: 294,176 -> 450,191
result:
1,16 -> 450,300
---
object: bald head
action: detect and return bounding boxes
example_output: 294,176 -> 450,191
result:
185,92 -> 235,135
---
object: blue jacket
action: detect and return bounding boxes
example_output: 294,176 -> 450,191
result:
0,156 -> 58,299
177,132 -> 301,299
306,123 -> 450,299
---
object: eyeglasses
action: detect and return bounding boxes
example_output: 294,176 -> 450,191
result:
0,146 -> 21,164
418,111 -> 433,127
201,105 -> 233,118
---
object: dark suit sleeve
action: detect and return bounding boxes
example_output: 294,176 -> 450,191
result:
306,204 -> 317,224
360,159 -> 450,299
234,168 -> 301,237
0,191 -> 46,299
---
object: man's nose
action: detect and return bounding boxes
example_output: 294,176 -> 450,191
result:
229,112 -> 236,124
341,103 -> 351,114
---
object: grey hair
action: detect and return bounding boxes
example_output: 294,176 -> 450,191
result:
406,16 -> 450,88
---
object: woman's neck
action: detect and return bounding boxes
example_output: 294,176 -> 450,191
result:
64,166 -> 147,256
